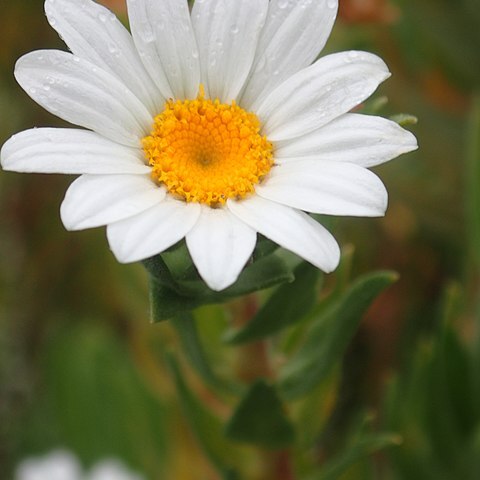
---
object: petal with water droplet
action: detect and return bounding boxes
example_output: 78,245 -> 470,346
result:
127,0 -> 200,100
1,128 -> 151,174
257,51 -> 390,141
274,113 -> 418,167
44,0 -> 163,113
15,50 -> 153,147
192,0 -> 269,102
240,0 -> 338,110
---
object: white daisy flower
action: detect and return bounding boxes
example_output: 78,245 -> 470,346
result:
1,0 -> 417,291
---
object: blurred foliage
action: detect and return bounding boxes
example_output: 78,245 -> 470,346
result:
1,0 -> 480,479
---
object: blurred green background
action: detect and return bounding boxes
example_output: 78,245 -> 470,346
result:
1,0 -> 479,479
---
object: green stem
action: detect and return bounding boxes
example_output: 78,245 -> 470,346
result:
231,296 -> 296,480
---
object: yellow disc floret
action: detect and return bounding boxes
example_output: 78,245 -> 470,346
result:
142,88 -> 274,206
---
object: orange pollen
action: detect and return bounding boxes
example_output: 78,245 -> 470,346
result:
142,88 -> 274,206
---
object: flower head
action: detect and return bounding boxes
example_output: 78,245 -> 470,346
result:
1,0 -> 417,291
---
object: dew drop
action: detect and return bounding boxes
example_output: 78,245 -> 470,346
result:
277,0 -> 289,9
107,43 -> 120,56
140,24 -> 156,43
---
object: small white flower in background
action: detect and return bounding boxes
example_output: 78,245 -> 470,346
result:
0,0 -> 417,291
88,460 -> 144,480
15,450 -> 145,480
15,451 -> 82,480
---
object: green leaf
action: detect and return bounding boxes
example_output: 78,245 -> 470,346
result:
306,434 -> 401,480
225,262 -> 321,344
149,277 -> 200,322
171,313 -> 242,395
149,254 -> 294,321
167,354 -> 239,475
279,271 -> 398,400
225,380 -> 295,449
143,254 -> 182,292
252,235 -> 279,260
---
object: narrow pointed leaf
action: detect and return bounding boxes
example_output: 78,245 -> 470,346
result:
279,271 -> 398,399
214,254 -> 294,298
225,262 -> 321,344
306,434 -> 401,480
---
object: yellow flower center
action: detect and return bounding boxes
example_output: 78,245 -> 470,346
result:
142,88 -> 274,206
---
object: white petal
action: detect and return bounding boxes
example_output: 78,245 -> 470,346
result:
44,0 -> 163,113
107,199 -> 201,263
127,0 -> 200,100
60,174 -> 165,230
257,160 -> 388,217
241,0 -> 338,110
257,51 -> 391,141
275,113 -> 418,167
15,50 -> 152,147
186,206 -> 257,291
1,128 -> 150,174
192,0 -> 269,102
228,196 -> 340,273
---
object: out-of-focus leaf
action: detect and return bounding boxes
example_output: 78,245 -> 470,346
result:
390,113 -> 418,127
41,322 -> 168,475
306,434 -> 401,480
225,380 -> 295,449
167,354 -> 239,476
279,271 -> 398,399
398,0 -> 480,88
224,262 -> 320,344
361,95 -> 388,115
384,279 -> 480,479
171,313 -> 241,396
466,94 -> 480,270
